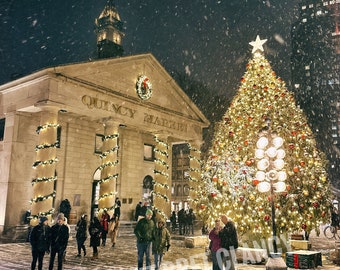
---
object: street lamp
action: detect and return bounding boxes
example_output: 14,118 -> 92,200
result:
255,118 -> 286,255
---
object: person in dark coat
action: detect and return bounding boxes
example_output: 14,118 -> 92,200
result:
89,216 -> 102,259
48,213 -> 69,270
75,214 -> 87,257
114,197 -> 121,219
170,211 -> 177,233
177,208 -> 186,235
135,201 -> 142,221
134,209 -> 155,270
218,215 -> 238,270
29,216 -> 51,270
139,201 -> 149,217
186,208 -> 196,235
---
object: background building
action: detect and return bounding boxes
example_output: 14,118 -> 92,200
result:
291,0 -> 340,193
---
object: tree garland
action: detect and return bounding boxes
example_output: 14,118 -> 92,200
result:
30,208 -> 55,220
35,141 -> 60,151
36,123 -> 60,134
98,173 -> 119,184
97,160 -> 119,170
32,158 -> 59,168
30,191 -> 56,203
100,146 -> 119,158
31,176 -> 57,185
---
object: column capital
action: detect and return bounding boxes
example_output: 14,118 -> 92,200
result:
34,101 -> 65,114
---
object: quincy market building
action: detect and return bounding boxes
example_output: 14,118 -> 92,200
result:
0,54 -> 209,238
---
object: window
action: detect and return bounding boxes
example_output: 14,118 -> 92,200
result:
0,118 -> 5,141
176,185 -> 182,196
56,126 -> 61,148
183,184 -> 190,196
95,134 -> 104,154
144,144 -> 155,161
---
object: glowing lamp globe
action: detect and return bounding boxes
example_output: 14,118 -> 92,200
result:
273,181 -> 286,192
258,181 -> 271,193
257,158 -> 269,170
267,170 -> 278,181
255,149 -> 265,159
272,136 -> 283,148
255,171 -> 266,181
274,159 -> 284,170
277,171 -> 287,181
266,147 -> 277,158
276,149 -> 286,159
256,137 -> 268,149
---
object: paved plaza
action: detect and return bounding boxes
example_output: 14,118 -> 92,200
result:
0,226 -> 339,269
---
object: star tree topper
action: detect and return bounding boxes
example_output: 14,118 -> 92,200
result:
249,35 -> 267,53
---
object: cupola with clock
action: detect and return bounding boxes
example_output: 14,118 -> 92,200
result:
95,0 -> 125,59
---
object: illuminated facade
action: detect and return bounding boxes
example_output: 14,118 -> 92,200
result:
95,0 -> 125,58
291,0 -> 340,189
0,54 -> 209,238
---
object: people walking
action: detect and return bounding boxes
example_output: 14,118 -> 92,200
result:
186,208 -> 195,235
135,201 -> 143,221
152,218 -> 171,270
139,201 -> 149,217
89,216 -> 102,259
29,216 -> 51,270
114,197 -> 121,219
109,213 -> 120,248
134,209 -> 155,270
75,214 -> 87,257
48,213 -> 69,270
177,208 -> 186,235
170,211 -> 177,233
209,219 -> 223,270
100,210 -> 110,246
218,214 -> 238,270
62,217 -> 71,262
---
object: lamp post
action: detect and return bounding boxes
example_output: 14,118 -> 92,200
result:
255,118 -> 287,256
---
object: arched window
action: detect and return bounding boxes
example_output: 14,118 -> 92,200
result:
183,184 -> 190,196
176,184 -> 182,196
91,169 -> 101,220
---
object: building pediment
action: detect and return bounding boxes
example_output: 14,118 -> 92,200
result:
0,53 -> 209,141
53,54 -> 208,123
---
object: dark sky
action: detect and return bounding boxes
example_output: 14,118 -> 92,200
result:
0,0 -> 298,96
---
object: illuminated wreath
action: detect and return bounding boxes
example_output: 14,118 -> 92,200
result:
136,75 -> 152,100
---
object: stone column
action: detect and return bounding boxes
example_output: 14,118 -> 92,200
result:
30,106 -> 59,226
188,140 -> 202,210
153,134 -> 170,219
98,120 -> 120,216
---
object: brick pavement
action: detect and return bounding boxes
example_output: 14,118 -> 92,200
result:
0,227 -> 339,269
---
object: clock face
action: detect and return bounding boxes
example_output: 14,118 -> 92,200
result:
136,75 -> 152,100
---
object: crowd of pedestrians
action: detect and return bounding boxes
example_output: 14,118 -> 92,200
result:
29,197 -> 123,269
170,208 -> 196,235
28,197 -> 240,270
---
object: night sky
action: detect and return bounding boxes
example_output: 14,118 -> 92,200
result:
0,0 -> 298,96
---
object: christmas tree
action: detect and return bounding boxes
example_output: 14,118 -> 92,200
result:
194,36 -> 332,240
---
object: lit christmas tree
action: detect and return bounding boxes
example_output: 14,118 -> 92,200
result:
194,36 -> 332,241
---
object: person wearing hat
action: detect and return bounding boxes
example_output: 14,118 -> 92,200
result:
152,218 -> 171,270
218,214 -> 238,270
48,213 -> 69,270
134,208 -> 155,270
29,216 -> 51,270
